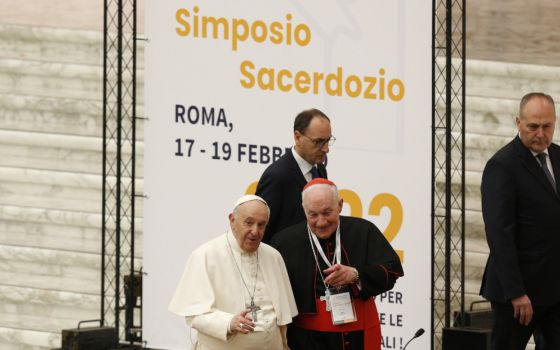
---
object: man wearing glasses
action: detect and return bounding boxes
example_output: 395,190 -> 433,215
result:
256,108 -> 335,243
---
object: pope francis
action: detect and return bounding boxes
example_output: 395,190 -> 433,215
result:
169,195 -> 298,349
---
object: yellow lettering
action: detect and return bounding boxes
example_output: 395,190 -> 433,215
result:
277,69 -> 293,92
285,14 -> 293,45
193,6 -> 199,37
251,20 -> 268,42
294,71 -> 310,93
388,79 -> 405,101
345,75 -> 362,98
245,181 -> 258,195
269,22 -> 283,44
231,18 -> 249,51
239,60 -> 255,89
369,193 -> 404,262
294,24 -> 311,46
378,68 -> 386,100
201,16 -> 229,39
175,8 -> 190,36
313,72 -> 324,94
325,67 -> 343,96
257,67 -> 275,90
363,77 -> 377,99
338,189 -> 363,218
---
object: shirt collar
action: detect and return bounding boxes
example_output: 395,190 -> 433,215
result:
292,147 -> 314,176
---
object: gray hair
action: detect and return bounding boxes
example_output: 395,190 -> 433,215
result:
301,183 -> 339,208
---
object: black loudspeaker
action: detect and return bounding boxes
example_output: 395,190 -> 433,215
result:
442,327 -> 491,350
454,300 -> 494,329
60,320 -> 118,350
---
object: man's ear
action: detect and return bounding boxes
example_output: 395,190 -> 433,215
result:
294,130 -> 302,145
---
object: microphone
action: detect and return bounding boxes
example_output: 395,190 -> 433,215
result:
402,328 -> 425,350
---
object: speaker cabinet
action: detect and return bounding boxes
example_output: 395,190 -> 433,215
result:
442,327 -> 491,350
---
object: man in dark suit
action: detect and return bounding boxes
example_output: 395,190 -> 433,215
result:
256,108 -> 334,243
480,92 -> 560,350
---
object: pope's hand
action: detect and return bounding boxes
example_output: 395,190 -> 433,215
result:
230,309 -> 255,334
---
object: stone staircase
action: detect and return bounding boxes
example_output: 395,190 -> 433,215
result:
1,22 -> 559,349
0,23 -> 144,350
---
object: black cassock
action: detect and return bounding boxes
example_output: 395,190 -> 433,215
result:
271,216 -> 404,350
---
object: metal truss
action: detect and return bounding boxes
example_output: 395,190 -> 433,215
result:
432,0 -> 466,348
102,0 -> 139,344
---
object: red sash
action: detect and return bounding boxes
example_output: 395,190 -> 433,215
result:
294,298 -> 381,350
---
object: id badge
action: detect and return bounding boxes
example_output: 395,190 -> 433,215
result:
328,286 -> 357,325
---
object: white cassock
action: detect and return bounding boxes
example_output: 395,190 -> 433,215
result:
169,230 -> 298,350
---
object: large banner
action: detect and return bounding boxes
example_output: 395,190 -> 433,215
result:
144,1 -> 432,349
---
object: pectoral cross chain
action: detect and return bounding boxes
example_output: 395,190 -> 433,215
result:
247,299 -> 261,322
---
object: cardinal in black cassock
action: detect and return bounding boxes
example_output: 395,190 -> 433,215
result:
270,178 -> 404,350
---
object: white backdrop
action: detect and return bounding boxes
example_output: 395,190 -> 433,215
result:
144,1 -> 432,349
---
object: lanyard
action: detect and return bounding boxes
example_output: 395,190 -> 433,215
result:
308,224 -> 341,268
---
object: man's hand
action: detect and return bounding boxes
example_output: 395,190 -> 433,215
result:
230,309 -> 255,334
324,264 -> 357,286
511,294 -> 533,326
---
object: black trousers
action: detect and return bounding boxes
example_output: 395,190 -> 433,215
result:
491,300 -> 560,350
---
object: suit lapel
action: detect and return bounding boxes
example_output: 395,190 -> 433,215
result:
514,137 -> 559,197
286,151 -> 308,188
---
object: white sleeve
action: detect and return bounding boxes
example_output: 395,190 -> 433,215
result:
186,311 -> 235,341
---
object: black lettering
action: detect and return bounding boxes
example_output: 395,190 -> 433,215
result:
216,109 -> 228,128
238,143 -> 247,162
248,144 -> 258,163
187,106 -> 199,124
260,145 -> 270,164
175,104 -> 186,123
202,107 -> 215,125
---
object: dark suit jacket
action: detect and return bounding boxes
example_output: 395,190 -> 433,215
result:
256,150 -> 327,243
480,136 -> 560,306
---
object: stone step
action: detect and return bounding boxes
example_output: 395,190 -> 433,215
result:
0,285 -> 99,333
1,181 -> 101,213
0,93 -> 145,138
0,57 -> 102,100
466,59 -> 560,100
0,204 -> 144,238
0,245 -> 100,288
463,96 -> 518,137
0,57 -> 145,102
0,327 -> 59,350
0,166 -> 145,214
0,219 -> 102,254
0,93 -> 102,136
0,129 -> 144,175
0,23 -> 145,68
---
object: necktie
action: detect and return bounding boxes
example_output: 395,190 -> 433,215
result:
310,166 -> 320,179
536,153 -> 557,192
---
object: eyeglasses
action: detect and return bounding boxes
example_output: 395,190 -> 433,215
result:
300,134 -> 336,148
